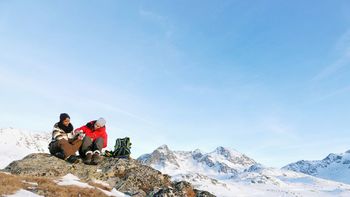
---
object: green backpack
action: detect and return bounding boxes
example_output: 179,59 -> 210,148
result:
113,137 -> 132,158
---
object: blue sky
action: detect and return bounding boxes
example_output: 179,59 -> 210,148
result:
1,1 -> 350,167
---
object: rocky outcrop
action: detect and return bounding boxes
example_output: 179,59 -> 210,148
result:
151,182 -> 215,197
3,153 -> 215,197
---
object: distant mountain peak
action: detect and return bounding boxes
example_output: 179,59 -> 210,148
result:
155,144 -> 171,152
213,146 -> 241,157
138,145 -> 350,197
138,144 -> 257,180
214,146 -> 229,153
283,149 -> 350,184
138,144 -> 179,167
193,148 -> 203,153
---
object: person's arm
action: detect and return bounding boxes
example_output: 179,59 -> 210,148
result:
52,126 -> 65,141
77,125 -> 96,140
75,125 -> 85,133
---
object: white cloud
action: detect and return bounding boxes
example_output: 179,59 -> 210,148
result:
139,8 -> 166,23
138,7 -> 174,39
314,85 -> 350,102
261,116 -> 296,136
313,29 -> 350,81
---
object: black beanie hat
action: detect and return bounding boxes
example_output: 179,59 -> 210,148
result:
59,113 -> 70,122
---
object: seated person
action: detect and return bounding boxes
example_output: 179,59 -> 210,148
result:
76,118 -> 108,165
49,113 -> 84,163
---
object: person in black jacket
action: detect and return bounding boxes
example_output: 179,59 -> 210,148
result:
48,113 -> 84,163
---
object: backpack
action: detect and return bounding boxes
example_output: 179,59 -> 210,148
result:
113,137 -> 132,158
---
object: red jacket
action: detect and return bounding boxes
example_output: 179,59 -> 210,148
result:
76,120 -> 108,148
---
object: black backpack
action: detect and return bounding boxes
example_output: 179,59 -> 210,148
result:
113,137 -> 132,158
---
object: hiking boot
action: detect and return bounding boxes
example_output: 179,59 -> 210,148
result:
91,153 -> 101,165
66,155 -> 79,164
55,152 -> 65,160
84,153 -> 93,165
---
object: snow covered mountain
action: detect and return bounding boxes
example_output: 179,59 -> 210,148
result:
283,150 -> 350,184
138,145 -> 256,180
138,145 -> 350,197
0,127 -> 50,168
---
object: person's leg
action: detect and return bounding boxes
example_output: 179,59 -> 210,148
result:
92,137 -> 104,154
91,137 -> 104,165
69,139 -> 83,154
80,137 -> 94,164
49,141 -> 58,155
79,137 -> 93,157
58,139 -> 79,159
49,141 -> 65,159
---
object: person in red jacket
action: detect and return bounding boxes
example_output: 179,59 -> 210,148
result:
76,118 -> 108,165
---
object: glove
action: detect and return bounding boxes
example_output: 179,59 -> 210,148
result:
72,129 -> 81,136
78,132 -> 85,140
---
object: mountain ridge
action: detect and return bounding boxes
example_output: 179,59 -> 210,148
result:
283,149 -> 350,184
138,144 -> 350,197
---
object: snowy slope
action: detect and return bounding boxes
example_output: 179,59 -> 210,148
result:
0,127 -> 50,168
138,145 -> 350,197
283,150 -> 350,184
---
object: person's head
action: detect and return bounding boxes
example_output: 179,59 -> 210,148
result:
94,117 -> 106,130
59,113 -> 70,127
